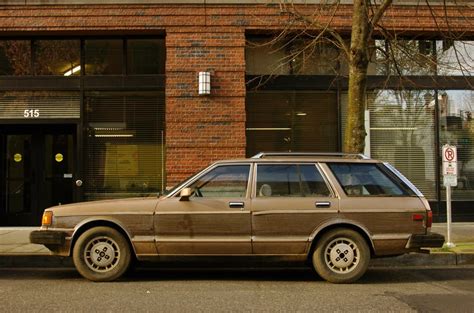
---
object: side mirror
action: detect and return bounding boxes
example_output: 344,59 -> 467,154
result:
179,187 -> 193,201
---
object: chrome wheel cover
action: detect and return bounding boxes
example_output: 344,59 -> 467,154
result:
84,236 -> 120,273
324,237 -> 360,274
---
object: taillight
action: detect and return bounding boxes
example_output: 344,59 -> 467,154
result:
426,210 -> 433,228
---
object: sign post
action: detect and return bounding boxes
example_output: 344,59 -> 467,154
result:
442,144 -> 457,248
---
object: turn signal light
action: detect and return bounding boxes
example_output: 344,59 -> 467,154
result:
42,211 -> 53,226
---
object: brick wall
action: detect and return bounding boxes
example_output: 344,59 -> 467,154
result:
0,3 -> 472,185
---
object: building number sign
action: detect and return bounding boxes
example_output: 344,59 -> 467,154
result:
23,109 -> 40,118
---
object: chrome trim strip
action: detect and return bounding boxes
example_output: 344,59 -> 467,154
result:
57,212 -> 154,217
372,234 -> 411,240
155,237 -> 250,242
155,211 -> 250,215
253,209 -> 335,216
251,236 -> 309,242
384,162 -> 424,197
131,236 -> 155,242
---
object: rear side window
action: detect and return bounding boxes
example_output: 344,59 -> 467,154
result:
328,163 -> 409,197
256,164 -> 331,197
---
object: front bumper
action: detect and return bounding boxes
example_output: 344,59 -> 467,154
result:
406,232 -> 445,249
30,230 -> 66,246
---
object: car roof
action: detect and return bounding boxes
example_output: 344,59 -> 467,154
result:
213,152 -> 383,164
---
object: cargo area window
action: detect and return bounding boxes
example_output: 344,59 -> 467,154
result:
328,163 -> 409,197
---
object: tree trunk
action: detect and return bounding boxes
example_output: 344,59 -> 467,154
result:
344,0 -> 370,154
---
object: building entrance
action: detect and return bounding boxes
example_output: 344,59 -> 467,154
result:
0,124 -> 76,226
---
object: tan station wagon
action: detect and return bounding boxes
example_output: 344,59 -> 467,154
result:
31,152 -> 444,283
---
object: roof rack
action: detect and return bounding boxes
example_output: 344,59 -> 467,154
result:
251,152 -> 370,160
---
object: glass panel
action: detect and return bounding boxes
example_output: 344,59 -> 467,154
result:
127,39 -> 165,74
6,135 -> 32,213
373,40 -> 436,76
436,41 -> 474,76
188,165 -> 250,198
0,40 -> 31,75
44,133 -> 74,206
439,90 -> 474,200
365,90 -> 437,199
33,40 -> 80,76
246,91 -> 338,156
329,163 -> 408,197
246,37 -> 341,75
257,164 -> 330,197
84,91 -> 165,200
85,39 -> 123,75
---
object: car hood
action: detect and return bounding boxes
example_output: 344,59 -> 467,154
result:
47,197 -> 160,217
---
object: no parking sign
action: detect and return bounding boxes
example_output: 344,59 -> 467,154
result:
442,145 -> 457,187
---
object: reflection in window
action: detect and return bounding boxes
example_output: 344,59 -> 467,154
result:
85,39 -> 123,75
0,40 -> 31,75
341,90 -> 437,199
127,39 -> 165,74
439,90 -> 474,200
246,37 -> 341,75
188,165 -> 250,198
437,41 -> 474,76
33,40 -> 80,76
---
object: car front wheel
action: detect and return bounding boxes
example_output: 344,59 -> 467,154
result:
73,226 -> 131,282
312,228 -> 370,284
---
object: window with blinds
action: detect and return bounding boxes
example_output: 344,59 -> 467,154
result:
0,91 -> 80,119
342,90 -> 437,200
246,91 -> 338,157
84,91 -> 165,200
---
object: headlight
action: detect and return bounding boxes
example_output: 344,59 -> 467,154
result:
42,211 -> 53,226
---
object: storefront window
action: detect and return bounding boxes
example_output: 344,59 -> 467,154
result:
127,39 -> 165,74
439,90 -> 474,200
84,91 -> 165,200
246,91 -> 338,156
85,39 -> 123,75
0,40 -> 31,75
33,40 -> 80,76
341,90 -> 437,199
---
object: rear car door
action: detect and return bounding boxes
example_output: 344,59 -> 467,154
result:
154,164 -> 252,255
251,163 -> 339,255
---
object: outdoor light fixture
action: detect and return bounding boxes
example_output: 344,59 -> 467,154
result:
64,65 -> 81,76
198,72 -> 211,95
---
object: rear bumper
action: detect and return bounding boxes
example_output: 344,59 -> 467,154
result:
30,230 -> 66,246
406,232 -> 445,249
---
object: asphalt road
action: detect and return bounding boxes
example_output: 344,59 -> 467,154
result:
0,266 -> 473,312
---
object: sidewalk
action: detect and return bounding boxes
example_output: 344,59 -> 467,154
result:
0,223 -> 473,268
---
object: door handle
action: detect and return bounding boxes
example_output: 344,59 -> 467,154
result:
315,202 -> 331,208
229,202 -> 245,209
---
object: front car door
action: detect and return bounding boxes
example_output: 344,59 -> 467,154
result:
154,163 -> 252,255
251,163 -> 339,255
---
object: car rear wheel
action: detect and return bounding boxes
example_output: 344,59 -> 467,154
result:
312,228 -> 370,284
73,226 -> 131,282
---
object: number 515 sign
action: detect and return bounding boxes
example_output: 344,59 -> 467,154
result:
23,109 -> 40,118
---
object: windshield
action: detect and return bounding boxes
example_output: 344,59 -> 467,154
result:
162,166 -> 208,196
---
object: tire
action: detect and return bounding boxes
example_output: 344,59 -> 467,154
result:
312,228 -> 370,284
73,226 -> 131,282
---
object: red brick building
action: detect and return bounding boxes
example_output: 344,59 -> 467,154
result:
0,1 -> 473,225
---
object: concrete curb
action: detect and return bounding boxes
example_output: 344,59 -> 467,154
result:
0,252 -> 473,268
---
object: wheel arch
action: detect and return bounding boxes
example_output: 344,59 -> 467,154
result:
69,218 -> 137,258
308,220 -> 375,260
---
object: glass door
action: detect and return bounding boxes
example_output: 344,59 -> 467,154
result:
0,125 -> 76,226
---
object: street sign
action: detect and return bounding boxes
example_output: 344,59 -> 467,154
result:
442,145 -> 457,187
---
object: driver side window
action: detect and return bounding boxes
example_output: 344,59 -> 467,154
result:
188,165 -> 250,198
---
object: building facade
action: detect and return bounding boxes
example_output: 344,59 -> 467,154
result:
0,0 -> 473,226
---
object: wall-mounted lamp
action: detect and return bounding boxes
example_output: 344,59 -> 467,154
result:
198,72 -> 211,95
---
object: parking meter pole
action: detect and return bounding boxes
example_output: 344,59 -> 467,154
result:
446,185 -> 455,248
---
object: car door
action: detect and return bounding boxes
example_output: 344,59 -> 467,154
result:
251,163 -> 339,255
154,163 -> 252,255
